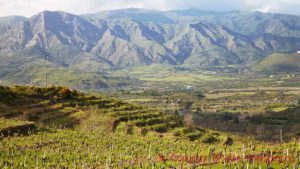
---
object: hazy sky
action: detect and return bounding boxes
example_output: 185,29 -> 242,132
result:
1,0 -> 300,17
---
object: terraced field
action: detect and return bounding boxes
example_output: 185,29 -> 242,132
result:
1,86 -> 300,168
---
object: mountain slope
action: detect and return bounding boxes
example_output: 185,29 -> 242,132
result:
253,53 -> 300,73
0,8 -> 300,85
0,15 -> 27,26
90,19 -> 178,66
82,8 -> 176,24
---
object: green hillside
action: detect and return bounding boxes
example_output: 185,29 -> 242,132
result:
0,86 -> 220,168
1,85 -> 300,168
253,53 -> 300,73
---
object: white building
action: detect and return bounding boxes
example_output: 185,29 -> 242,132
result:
297,51 -> 300,54
185,85 -> 195,90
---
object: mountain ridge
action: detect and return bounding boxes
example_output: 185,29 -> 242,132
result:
0,8 -> 300,71
0,15 -> 27,26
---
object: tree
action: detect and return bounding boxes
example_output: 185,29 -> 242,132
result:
58,87 -> 72,99
195,90 -> 205,100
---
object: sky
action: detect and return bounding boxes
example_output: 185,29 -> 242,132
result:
1,0 -> 300,17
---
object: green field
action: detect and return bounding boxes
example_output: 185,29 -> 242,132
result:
0,86 -> 300,168
253,53 -> 300,73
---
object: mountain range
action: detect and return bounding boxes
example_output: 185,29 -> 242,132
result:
1,8 -> 300,88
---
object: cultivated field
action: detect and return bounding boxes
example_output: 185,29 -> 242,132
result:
0,85 -> 300,168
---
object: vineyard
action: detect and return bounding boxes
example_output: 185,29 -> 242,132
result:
0,86 -> 300,168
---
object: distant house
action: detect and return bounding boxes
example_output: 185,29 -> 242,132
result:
185,85 -> 195,90
297,51 -> 300,54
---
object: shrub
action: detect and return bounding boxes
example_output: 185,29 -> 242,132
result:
211,132 -> 220,136
0,86 -> 14,102
0,86 -> 10,95
135,118 -> 162,127
111,119 -> 120,132
173,127 -> 206,141
202,135 -> 218,144
125,124 -> 133,135
172,127 -> 192,137
233,116 -> 239,124
186,132 -> 203,141
72,90 -> 80,97
58,88 -> 72,99
173,130 -> 181,137
23,111 -> 39,121
223,136 -> 234,146
34,88 -> 43,95
151,124 -> 168,133
296,129 -> 300,137
140,128 -> 148,136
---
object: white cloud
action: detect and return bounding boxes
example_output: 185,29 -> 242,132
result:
0,0 -> 300,17
257,4 -> 277,13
